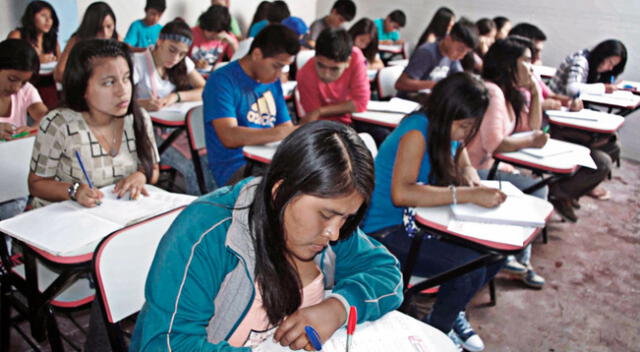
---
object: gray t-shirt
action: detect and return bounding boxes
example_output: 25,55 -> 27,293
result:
308,17 -> 347,42
398,41 -> 462,98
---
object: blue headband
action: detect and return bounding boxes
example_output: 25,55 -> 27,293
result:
159,33 -> 192,47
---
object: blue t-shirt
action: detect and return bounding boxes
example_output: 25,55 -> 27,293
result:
124,19 -> 162,48
248,20 -> 268,38
374,18 -> 400,42
203,60 -> 291,186
362,113 -> 459,233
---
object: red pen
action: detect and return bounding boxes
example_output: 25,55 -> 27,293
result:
346,306 -> 357,352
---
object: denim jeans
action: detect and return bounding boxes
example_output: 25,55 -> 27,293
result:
0,197 -> 27,253
155,134 -> 216,195
374,226 -> 504,333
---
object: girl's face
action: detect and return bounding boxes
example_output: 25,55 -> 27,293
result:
451,117 -> 477,142
281,190 -> 363,263
597,55 -> 621,73
0,70 -> 33,97
354,33 -> 372,50
516,48 -> 533,87
84,57 -> 132,117
34,8 -> 54,34
96,15 -> 115,39
156,39 -> 189,69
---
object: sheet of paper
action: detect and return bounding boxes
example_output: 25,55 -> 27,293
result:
519,138 -> 574,159
447,219 -> 533,247
367,98 -> 419,114
479,180 -> 523,197
451,196 -> 547,227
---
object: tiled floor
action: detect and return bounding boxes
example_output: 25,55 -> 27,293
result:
5,159 -> 640,351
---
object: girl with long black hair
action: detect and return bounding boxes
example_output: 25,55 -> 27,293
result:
130,120 -> 403,350
349,18 -> 384,70
417,7 -> 455,46
8,1 -> 60,64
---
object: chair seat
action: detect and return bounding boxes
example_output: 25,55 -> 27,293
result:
408,275 -> 440,294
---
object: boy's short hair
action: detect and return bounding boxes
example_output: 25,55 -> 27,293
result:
332,0 -> 356,22
198,5 -> 231,32
249,24 -> 301,58
449,18 -> 479,49
388,10 -> 406,27
267,1 -> 291,23
145,0 -> 166,12
509,23 -> 547,42
315,28 -> 353,62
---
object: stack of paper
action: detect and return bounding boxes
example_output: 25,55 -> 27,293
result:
367,98 -> 419,114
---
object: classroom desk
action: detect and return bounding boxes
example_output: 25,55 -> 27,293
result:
387,59 -> 409,67
150,102 -> 203,154
580,90 -> 640,117
0,188 -> 192,350
618,80 -> 640,95
254,310 -> 457,352
547,109 -> 625,134
378,43 -> 406,57
351,110 -> 404,128
532,65 -> 556,80
39,61 -> 57,76
243,142 -> 279,165
400,197 -> 553,311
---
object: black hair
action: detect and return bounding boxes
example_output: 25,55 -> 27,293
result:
250,120 -> 374,326
249,1 -> 271,30
18,1 -> 59,55
145,0 -> 166,12
74,2 -> 118,41
418,7 -> 455,46
482,38 -> 529,129
348,18 -> 379,63
332,0 -> 356,22
62,39 -> 155,179
509,23 -> 546,41
476,18 -> 496,36
267,1 -> 290,23
157,19 -> 193,91
388,10 -> 406,27
493,16 -> 510,33
449,17 -> 479,49
315,28 -> 353,62
421,72 -> 489,185
249,24 -> 301,58
198,5 -> 231,33
0,39 -> 40,77
587,39 -> 627,83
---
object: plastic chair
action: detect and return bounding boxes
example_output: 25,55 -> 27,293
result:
357,132 -> 378,158
185,105 -> 211,194
92,207 -> 184,351
295,50 -> 315,72
231,38 -> 253,61
376,65 -> 404,100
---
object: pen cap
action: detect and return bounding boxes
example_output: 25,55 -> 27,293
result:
347,306 -> 357,334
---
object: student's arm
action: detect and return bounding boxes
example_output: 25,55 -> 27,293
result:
159,60 -> 206,106
391,131 -> 506,208
368,55 -> 385,70
457,148 -> 482,187
394,72 -> 437,91
25,102 -> 48,127
394,48 -> 439,92
524,76 -> 543,130
7,29 -> 21,39
54,36 -> 77,82
564,56 -> 611,96
212,118 -> 294,148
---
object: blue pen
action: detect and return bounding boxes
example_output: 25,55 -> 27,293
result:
610,75 -> 615,84
304,325 -> 323,351
74,150 -> 101,205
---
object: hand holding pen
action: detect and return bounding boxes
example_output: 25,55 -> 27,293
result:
74,150 -> 103,207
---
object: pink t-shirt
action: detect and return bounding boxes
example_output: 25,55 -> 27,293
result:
0,82 -> 42,127
189,26 -> 238,66
297,47 -> 370,125
467,81 -> 531,171
228,271 -> 326,348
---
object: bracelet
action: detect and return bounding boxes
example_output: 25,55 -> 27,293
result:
175,91 -> 182,103
449,185 -> 457,205
68,182 -> 80,201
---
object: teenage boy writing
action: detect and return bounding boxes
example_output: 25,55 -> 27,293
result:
307,0 -> 356,47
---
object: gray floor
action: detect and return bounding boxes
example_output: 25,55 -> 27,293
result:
5,159 -> 640,352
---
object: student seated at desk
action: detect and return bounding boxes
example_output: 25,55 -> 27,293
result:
123,0 -> 165,51
203,24 -> 299,186
307,0 -> 357,48
395,18 -> 478,100
29,39 -> 160,208
362,73 -> 502,352
130,121 -> 403,351
375,9 -> 406,45
460,18 -> 495,74
191,5 -> 239,70
133,19 -> 208,195
211,0 -> 243,40
247,1 -> 271,38
54,1 -> 122,83
248,0 -> 290,38
466,38 -> 548,287
493,16 -> 511,40
0,39 -> 48,221
416,7 -> 455,46
349,18 -> 384,70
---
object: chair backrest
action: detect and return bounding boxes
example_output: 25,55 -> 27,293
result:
377,65 -> 404,100
186,105 -> 206,151
358,132 -> 378,158
231,38 -> 253,61
296,50 -> 315,71
294,86 -> 306,119
0,136 -> 35,203
92,207 -> 183,324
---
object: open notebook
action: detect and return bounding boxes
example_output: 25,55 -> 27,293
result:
0,185 -> 195,256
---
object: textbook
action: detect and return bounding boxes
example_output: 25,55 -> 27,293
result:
0,185 -> 195,256
367,98 -> 420,114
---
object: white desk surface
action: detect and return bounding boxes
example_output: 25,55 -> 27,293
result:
243,142 -> 279,164
0,136 -> 35,203
581,90 -> 640,109
367,69 -> 378,81
150,101 -> 203,125
387,59 -> 408,67
378,44 -> 404,54
351,110 -> 404,128
547,109 -> 625,133
618,80 -> 640,95
414,195 -> 553,250
39,61 -> 57,75
532,65 -> 556,78
495,138 -> 592,174
254,310 -> 457,352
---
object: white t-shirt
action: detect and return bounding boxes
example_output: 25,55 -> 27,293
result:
0,82 -> 42,127
133,49 -> 196,100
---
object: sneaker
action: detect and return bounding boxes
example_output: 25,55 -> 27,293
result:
447,330 -> 464,352
550,197 -> 577,223
453,311 -> 485,352
522,266 -> 545,289
502,256 -> 527,276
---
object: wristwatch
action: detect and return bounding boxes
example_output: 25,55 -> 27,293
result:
68,182 -> 80,201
